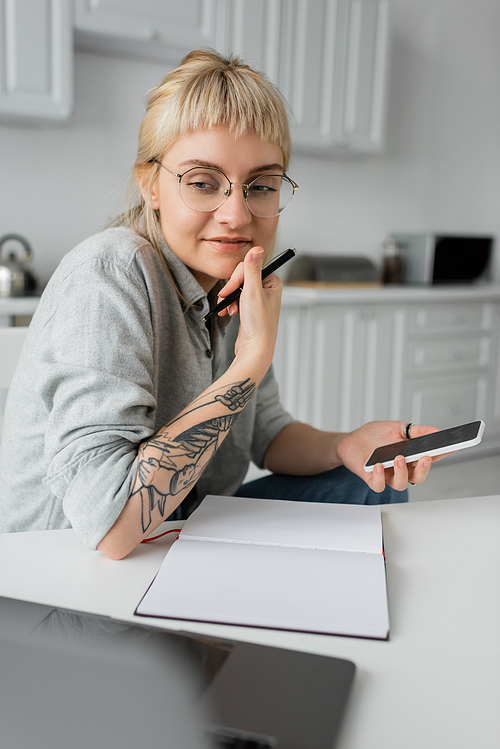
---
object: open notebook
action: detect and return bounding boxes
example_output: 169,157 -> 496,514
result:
136,494 -> 390,640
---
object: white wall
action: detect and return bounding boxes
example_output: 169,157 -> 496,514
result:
0,53 -> 167,286
0,0 -> 499,287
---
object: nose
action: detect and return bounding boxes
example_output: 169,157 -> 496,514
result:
213,184 -> 252,228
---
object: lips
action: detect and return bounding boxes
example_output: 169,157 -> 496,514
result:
204,237 -> 251,252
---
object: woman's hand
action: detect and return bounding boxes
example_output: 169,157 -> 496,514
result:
336,420 -> 443,492
220,247 -> 283,377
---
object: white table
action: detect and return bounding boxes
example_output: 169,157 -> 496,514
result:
1,495 -> 499,748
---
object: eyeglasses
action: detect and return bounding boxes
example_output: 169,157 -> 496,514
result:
153,160 -> 299,218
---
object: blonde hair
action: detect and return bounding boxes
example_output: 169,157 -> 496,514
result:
112,49 -> 292,265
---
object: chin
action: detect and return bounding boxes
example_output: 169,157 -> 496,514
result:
212,256 -> 244,277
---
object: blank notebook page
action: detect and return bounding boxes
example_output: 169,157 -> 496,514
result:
179,495 -> 383,553
135,496 -> 390,639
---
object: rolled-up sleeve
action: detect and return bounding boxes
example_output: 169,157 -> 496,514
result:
38,257 -> 157,549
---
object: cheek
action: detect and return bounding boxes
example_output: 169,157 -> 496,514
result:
258,218 -> 279,249
159,198 -> 205,239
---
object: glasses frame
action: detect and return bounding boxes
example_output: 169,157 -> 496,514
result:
153,160 -> 299,218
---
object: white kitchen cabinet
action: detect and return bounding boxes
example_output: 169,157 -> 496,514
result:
0,1 -> 390,149
274,286 -> 500,453
296,303 -> 403,431
0,0 -> 73,122
273,298 -> 404,432
74,0 -> 283,69
400,300 -> 493,431
218,0 -> 391,154
403,375 -> 488,428
277,0 -> 390,154
272,304 -> 305,420
74,0 -> 221,61
215,0 -> 282,80
74,0 -> 391,155
342,0 -> 390,153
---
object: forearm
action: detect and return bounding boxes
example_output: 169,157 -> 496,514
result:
98,359 -> 264,559
98,248 -> 282,559
265,420 -> 440,495
264,422 -> 347,476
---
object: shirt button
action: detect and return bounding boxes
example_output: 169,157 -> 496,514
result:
206,349 -> 213,358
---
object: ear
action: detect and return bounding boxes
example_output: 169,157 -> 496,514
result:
138,172 -> 160,210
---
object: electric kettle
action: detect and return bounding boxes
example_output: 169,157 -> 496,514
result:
0,234 -> 38,297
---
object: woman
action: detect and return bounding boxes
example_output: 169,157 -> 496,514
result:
0,50 -> 437,559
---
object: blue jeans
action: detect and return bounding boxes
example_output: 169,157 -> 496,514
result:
168,465 -> 407,521
234,465 -> 408,505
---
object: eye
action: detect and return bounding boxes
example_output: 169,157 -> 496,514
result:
248,176 -> 281,198
186,180 -> 219,192
183,170 -> 224,193
250,184 -> 275,194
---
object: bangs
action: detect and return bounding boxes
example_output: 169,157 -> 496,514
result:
152,64 -> 291,169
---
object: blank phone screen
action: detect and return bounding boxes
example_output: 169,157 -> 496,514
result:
365,421 -> 482,467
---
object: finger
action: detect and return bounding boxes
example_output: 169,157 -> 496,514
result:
218,260 -> 245,300
430,451 -> 453,464
369,463 -> 387,493
242,246 -> 265,298
233,248 -> 267,319
217,300 -> 239,318
218,246 -> 266,299
391,455 -> 410,491
217,248 -> 266,317
261,273 -> 282,290
406,423 -> 440,438
408,455 -> 432,484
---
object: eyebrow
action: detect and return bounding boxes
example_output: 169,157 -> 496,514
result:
177,159 -> 285,175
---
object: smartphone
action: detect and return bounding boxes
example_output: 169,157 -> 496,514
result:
363,420 -> 485,472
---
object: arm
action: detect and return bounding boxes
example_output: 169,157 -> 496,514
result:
98,247 -> 281,559
264,422 -> 345,475
264,420 -> 441,493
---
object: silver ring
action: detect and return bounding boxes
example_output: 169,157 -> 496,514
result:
404,422 -> 413,439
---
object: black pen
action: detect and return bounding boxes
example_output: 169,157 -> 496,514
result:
203,248 -> 297,322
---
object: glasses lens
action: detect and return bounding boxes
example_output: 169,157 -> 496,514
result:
247,176 -> 294,218
179,168 -> 229,212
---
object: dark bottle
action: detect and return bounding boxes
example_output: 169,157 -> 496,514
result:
381,237 -> 402,284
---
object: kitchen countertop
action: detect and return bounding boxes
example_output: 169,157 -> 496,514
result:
0,295 -> 40,326
2,286 -> 500,317
0,295 -> 41,315
282,282 -> 500,306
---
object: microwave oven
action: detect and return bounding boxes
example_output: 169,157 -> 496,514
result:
390,233 -> 494,285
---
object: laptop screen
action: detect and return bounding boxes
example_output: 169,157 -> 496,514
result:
0,596 -> 355,749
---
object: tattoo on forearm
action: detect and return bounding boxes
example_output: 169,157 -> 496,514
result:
167,378 -> 256,425
134,379 -> 255,532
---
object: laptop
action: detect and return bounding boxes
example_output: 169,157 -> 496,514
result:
0,595 -> 355,749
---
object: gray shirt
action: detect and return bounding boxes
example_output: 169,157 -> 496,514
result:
0,228 -> 293,549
